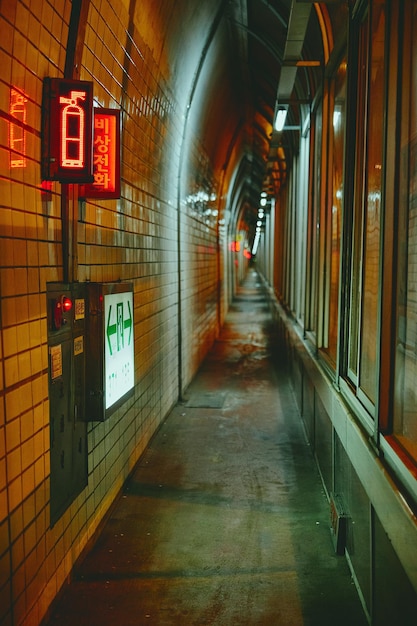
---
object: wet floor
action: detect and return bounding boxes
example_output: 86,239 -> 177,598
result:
43,268 -> 368,625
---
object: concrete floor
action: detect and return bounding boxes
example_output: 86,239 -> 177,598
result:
43,269 -> 368,626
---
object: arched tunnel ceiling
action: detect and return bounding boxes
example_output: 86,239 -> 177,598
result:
181,0 -> 332,244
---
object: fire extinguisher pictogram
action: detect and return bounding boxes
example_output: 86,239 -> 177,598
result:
59,91 -> 86,168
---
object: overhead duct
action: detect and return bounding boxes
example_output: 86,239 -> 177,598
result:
275,1 -> 312,115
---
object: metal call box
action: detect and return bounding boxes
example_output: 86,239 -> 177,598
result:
46,281 -> 134,523
46,282 -> 88,524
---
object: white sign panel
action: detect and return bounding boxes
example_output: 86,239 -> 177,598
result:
104,290 -> 134,410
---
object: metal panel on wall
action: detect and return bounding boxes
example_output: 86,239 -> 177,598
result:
47,283 -> 88,525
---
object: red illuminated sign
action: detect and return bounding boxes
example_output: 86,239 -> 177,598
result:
81,109 -> 121,199
42,78 -> 94,183
9,88 -> 27,168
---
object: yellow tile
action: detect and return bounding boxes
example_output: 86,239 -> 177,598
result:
14,269 -> 28,295
28,13 -> 41,46
18,350 -> 32,380
28,268 -> 40,292
27,240 -> 39,266
28,294 -> 42,322
17,324 -> 30,352
21,437 -> 34,471
2,326 -> 18,357
7,447 -> 22,481
1,268 -> 16,297
38,242 -> 49,266
11,536 -> 24,579
0,488 -> 7,522
1,296 -> 17,327
0,458 -> 6,492
14,237 -> 28,267
20,411 -> 34,442
35,503 -> 47,540
6,417 -> 20,451
28,320 -> 41,347
8,476 -> 23,512
24,211 -> 37,240
41,377 -> 49,403
34,457 -> 45,488
12,207 -> 26,237
0,238 -> 14,266
16,297 -> 30,325
31,373 -> 44,405
33,404 -> 44,433
4,355 -> 19,387
19,382 -> 33,414
22,465 -> 35,501
17,321 -> 30,351
33,431 -> 43,460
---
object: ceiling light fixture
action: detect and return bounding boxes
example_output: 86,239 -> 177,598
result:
274,107 -> 288,132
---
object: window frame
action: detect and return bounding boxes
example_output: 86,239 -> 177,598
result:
382,0 -> 417,485
339,0 -> 387,424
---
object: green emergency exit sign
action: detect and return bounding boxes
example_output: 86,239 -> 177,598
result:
84,282 -> 134,421
104,290 -> 134,411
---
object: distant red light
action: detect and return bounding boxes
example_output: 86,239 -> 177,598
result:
62,296 -> 72,312
229,241 -> 241,252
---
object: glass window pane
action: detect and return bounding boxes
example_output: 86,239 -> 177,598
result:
393,1 -> 417,462
358,1 -> 385,405
327,61 -> 347,364
348,12 -> 369,381
307,103 -> 322,334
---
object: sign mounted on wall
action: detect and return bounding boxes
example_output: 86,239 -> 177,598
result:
104,289 -> 134,411
81,108 -> 121,199
42,78 -> 94,183
85,282 -> 135,421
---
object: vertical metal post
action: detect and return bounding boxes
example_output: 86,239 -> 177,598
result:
61,0 -> 91,283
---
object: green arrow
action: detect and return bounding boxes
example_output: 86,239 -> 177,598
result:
124,300 -> 132,344
107,305 -> 117,355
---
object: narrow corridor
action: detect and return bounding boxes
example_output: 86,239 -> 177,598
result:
43,269 -> 367,626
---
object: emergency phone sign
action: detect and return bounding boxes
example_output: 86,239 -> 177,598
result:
82,108 -> 121,199
104,290 -> 134,411
42,78 -> 94,182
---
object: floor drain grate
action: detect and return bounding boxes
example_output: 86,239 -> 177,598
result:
185,393 -> 226,409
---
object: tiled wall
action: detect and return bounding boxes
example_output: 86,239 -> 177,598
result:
179,141 -> 220,388
0,1 -> 225,624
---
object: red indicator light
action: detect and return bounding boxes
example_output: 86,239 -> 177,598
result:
53,295 -> 73,329
62,296 -> 73,312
